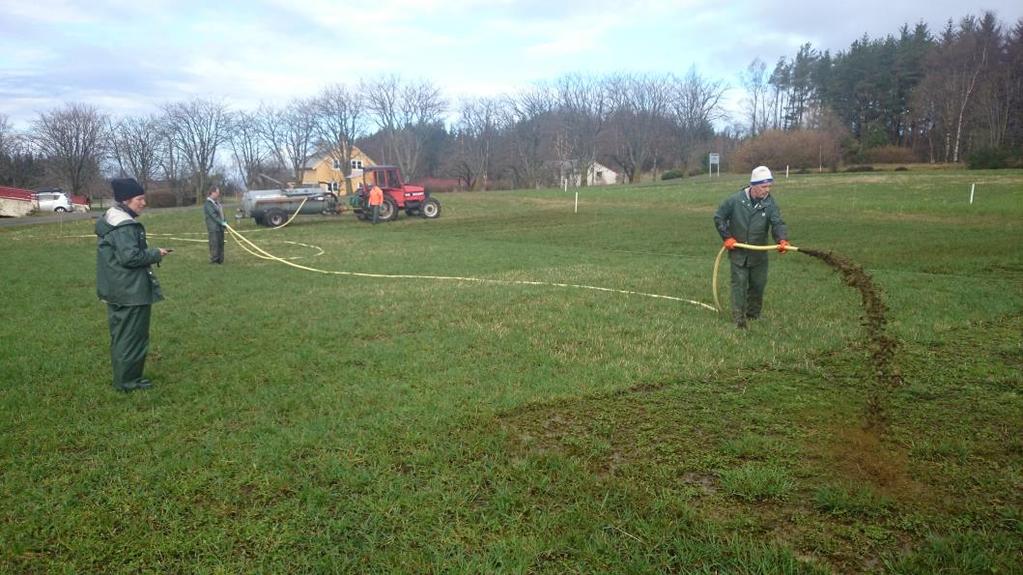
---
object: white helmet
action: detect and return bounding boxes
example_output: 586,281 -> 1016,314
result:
750,165 -> 773,185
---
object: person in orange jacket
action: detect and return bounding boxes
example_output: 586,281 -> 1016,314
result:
368,182 -> 384,224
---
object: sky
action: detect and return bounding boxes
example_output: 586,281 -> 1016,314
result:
1,0 -> 1021,129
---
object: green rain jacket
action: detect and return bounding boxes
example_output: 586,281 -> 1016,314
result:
96,206 -> 164,306
713,187 -> 788,266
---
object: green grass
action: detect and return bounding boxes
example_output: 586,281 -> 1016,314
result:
1,170 -> 1021,573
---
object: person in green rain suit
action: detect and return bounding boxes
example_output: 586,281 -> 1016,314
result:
713,166 -> 791,329
96,178 -> 171,392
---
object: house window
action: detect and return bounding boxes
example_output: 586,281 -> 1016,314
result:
350,159 -> 363,170
327,181 -> 339,192
332,159 -> 342,170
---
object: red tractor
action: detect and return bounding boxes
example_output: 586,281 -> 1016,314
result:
352,165 -> 441,222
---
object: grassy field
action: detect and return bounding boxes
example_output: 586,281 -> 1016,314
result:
1,170 -> 1021,573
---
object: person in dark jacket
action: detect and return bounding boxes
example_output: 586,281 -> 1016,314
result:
713,166 -> 791,329
204,185 -> 227,263
96,178 -> 171,391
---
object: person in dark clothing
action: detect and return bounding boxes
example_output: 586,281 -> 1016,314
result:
713,166 -> 791,329
204,185 -> 227,263
95,178 -> 170,392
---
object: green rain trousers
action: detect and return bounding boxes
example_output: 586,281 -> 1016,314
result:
208,227 -> 224,263
107,303 -> 151,391
730,258 -> 769,323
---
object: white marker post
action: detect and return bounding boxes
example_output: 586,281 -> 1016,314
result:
574,190 -> 579,213
970,183 -> 975,205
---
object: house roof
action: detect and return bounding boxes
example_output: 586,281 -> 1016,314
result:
303,145 -> 372,170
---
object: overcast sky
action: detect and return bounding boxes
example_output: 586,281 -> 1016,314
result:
1,0 -> 1020,129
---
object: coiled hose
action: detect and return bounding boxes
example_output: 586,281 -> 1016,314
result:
712,242 -> 799,312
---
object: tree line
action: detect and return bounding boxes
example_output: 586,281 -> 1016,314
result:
741,11 -> 1023,165
0,10 -> 1017,202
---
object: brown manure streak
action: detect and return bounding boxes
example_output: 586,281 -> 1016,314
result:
800,248 -> 903,431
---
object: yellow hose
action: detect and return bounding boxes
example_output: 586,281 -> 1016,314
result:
275,196 -> 308,228
712,242 -> 800,312
222,223 -> 717,310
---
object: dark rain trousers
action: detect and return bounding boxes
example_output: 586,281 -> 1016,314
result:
107,303 -> 151,391
730,258 -> 769,323
208,227 -> 224,263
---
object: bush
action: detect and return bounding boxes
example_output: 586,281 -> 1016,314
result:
895,166 -> 909,172
732,129 -> 844,174
967,147 -> 1011,169
146,188 -> 195,208
844,165 -> 875,172
861,145 -> 918,164
661,169 -> 685,181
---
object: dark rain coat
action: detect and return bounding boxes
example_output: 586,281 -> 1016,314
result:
204,197 -> 225,232
96,206 -> 164,305
713,187 -> 788,267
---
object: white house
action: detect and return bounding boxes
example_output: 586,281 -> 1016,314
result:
555,160 -> 620,188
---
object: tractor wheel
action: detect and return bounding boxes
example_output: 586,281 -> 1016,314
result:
421,197 -> 441,219
266,209 -> 288,227
380,197 -> 399,221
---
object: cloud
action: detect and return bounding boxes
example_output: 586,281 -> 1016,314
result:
1,0 -> 1021,130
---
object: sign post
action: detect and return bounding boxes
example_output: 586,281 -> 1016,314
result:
708,153 -> 720,178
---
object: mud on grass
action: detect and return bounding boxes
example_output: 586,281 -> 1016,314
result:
497,314 -> 1022,574
800,248 -> 902,430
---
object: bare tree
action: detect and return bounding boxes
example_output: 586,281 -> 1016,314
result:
229,110 -> 270,190
365,75 -> 447,180
503,84 -> 556,189
740,58 -> 769,136
0,114 -> 13,159
110,115 -> 164,190
256,99 -> 319,183
162,99 -> 232,205
554,74 -> 613,185
450,96 -> 503,190
313,84 -> 367,195
0,115 -> 45,188
668,67 -> 727,170
31,103 -> 109,196
605,73 -> 671,183
965,12 -> 1011,150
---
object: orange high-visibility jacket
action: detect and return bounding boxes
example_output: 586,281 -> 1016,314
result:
368,185 -> 384,206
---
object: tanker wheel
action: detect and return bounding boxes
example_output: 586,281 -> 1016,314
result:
266,209 -> 288,227
380,197 -> 399,221
421,198 -> 441,219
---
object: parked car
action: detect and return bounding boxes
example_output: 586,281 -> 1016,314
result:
34,190 -> 74,213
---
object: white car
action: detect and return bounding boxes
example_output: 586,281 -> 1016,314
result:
35,191 -> 73,213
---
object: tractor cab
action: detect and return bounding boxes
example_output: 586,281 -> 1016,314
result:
352,165 -> 440,221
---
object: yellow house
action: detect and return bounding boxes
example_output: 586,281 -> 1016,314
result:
300,145 -> 376,194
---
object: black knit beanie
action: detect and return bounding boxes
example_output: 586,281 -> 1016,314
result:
111,178 -> 145,202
